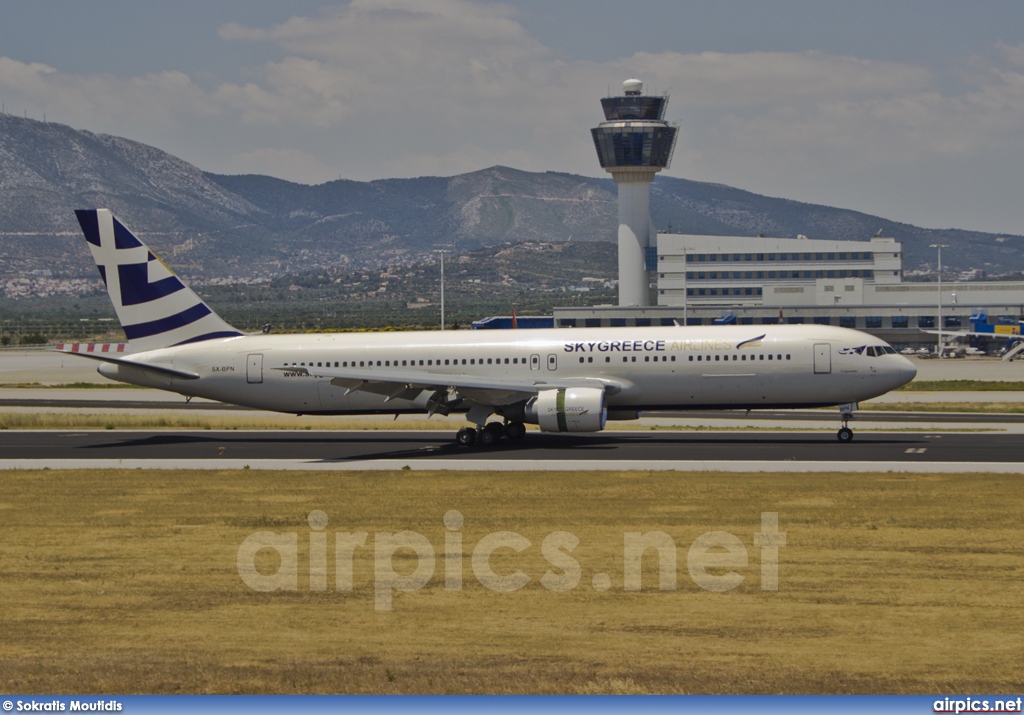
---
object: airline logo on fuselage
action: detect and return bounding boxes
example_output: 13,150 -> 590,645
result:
564,340 -> 666,354
563,335 -> 766,354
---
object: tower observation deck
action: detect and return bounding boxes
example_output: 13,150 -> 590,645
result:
591,79 -> 678,306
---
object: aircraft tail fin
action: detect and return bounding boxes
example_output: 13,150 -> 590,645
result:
74,209 -> 243,352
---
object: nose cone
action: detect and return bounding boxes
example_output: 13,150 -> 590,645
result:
898,356 -> 917,387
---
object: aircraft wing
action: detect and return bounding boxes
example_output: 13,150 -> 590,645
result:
920,329 -> 971,338
920,329 -> 1017,340
274,364 -> 628,407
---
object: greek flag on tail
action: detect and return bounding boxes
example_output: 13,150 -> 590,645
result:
74,209 -> 244,353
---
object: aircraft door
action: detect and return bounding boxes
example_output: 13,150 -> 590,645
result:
813,343 -> 831,374
530,354 -> 540,371
547,354 -> 557,371
247,353 -> 264,384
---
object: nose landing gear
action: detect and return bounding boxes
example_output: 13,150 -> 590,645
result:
837,402 -> 858,442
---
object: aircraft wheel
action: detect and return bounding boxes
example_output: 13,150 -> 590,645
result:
456,427 -> 476,447
504,421 -> 526,440
478,426 -> 501,447
837,427 -> 854,443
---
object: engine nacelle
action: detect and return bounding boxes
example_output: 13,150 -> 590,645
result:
525,387 -> 607,433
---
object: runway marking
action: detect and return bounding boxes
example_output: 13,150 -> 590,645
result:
905,448 -> 928,454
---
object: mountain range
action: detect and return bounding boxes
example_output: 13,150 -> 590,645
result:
1,112 -> 1021,284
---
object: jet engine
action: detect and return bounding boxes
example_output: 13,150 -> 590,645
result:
524,387 -> 607,433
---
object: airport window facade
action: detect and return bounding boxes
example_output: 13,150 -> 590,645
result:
592,124 -> 677,168
657,234 -> 903,312
688,251 -> 872,264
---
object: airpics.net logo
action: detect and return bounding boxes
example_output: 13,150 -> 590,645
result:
236,511 -> 787,611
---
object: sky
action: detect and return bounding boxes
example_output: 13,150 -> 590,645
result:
2,0 -> 1024,235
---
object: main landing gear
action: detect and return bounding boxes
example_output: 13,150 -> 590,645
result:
837,402 -> 857,443
455,421 -> 526,448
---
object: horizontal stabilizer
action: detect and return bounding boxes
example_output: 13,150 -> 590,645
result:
52,347 -> 199,380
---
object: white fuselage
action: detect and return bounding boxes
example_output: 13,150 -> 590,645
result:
96,324 -> 916,416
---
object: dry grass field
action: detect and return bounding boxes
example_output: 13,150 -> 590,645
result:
0,468 -> 1021,694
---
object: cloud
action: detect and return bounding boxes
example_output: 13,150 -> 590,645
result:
620,50 -> 934,108
219,0 -> 539,65
210,2 -> 1024,186
0,57 -> 218,132
3,0 -> 1024,230
997,42 -> 1024,68
216,0 -> 550,125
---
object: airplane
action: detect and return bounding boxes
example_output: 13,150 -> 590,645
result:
59,209 -> 917,445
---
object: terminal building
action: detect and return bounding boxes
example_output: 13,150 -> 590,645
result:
552,229 -> 1024,348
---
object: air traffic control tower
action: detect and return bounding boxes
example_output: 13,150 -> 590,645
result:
592,79 -> 678,306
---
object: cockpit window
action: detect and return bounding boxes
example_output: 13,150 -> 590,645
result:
866,346 -> 877,357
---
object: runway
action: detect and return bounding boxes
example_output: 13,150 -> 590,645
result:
2,429 -> 1022,472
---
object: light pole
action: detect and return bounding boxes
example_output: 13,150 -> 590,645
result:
682,246 -> 688,327
930,244 -> 948,356
435,250 -> 449,330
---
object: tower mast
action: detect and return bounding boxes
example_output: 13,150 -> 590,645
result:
591,79 -> 678,307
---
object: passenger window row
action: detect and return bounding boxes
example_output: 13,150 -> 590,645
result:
690,354 -> 790,362
284,357 -> 530,368
576,355 -> 683,364
282,352 -> 795,368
